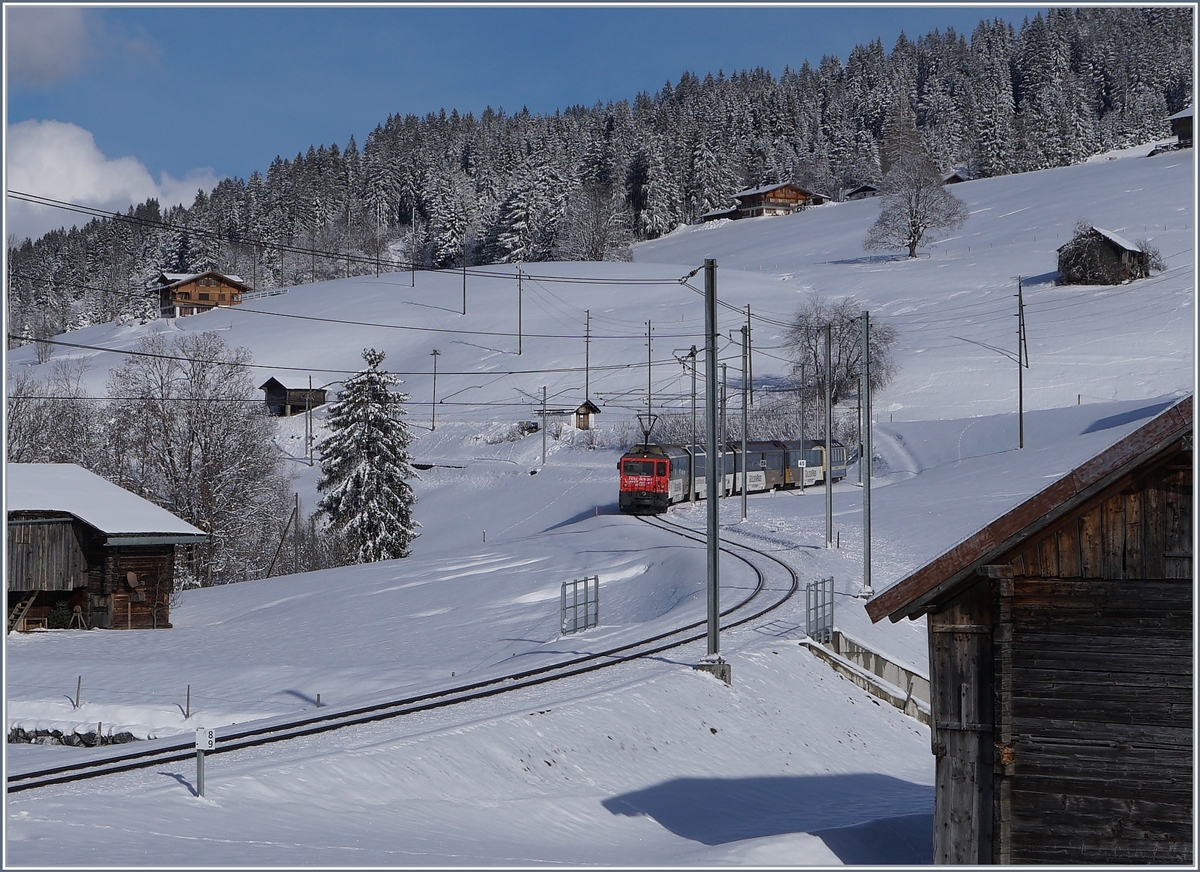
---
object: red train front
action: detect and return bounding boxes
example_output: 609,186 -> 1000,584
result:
618,446 -> 671,514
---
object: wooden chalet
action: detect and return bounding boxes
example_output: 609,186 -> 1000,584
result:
156,270 -> 253,318
1057,226 -> 1149,285
1167,105 -> 1193,148
942,168 -> 969,185
866,396 -> 1193,864
260,377 -> 328,417
573,400 -> 601,431
7,464 -> 207,631
733,183 -> 827,218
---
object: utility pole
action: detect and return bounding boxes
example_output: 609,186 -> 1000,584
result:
861,311 -> 874,597
462,245 -> 467,315
825,323 -> 833,548
294,493 -> 301,573
306,376 -> 313,467
799,362 -> 806,493
541,385 -> 547,464
720,362 -> 728,499
745,305 -> 753,406
1017,276 -> 1028,449
690,345 -> 697,502
703,259 -> 721,663
741,323 -> 749,521
647,320 -> 653,430
430,349 -> 440,431
518,267 -> 523,355
584,310 -> 591,400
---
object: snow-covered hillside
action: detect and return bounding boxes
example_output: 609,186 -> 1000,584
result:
4,144 -> 1194,865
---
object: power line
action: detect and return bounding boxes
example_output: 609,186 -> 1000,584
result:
7,189 -> 695,289
7,333 -> 694,378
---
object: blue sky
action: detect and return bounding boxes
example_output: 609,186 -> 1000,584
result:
5,4 -> 1039,241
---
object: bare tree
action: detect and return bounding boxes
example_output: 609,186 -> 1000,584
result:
864,152 -> 969,258
785,295 -> 898,408
6,359 -> 103,464
105,332 -> 294,585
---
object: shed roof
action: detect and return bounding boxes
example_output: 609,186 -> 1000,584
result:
1056,225 -> 1141,254
7,463 -> 206,543
866,395 -> 1192,623
575,400 -> 601,414
1166,105 -> 1194,121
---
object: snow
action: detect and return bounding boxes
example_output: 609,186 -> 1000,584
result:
6,463 -> 205,539
4,143 -> 1194,865
1091,225 -> 1140,252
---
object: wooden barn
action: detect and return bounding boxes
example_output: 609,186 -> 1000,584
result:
156,270 -> 253,318
260,377 -> 328,417
1057,226 -> 1150,285
846,183 -> 881,200
7,464 -> 207,631
866,396 -> 1193,864
1167,105 -> 1193,148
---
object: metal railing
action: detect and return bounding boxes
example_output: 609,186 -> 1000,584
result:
561,575 -> 599,635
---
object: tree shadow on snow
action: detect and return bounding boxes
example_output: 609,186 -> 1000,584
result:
603,773 -> 931,863
828,254 -> 912,266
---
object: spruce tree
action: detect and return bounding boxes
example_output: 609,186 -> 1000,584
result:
317,348 -> 419,563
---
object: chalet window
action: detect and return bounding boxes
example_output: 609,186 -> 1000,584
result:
180,293 -> 190,300
199,293 -> 210,301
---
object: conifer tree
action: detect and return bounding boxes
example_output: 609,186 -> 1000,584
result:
317,348 -> 419,563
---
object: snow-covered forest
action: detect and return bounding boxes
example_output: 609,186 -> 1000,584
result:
6,7 -> 1193,340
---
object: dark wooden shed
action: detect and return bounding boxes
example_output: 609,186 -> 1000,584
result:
260,377 -> 328,417
574,400 -> 601,431
866,396 -> 1192,864
7,464 -> 207,631
1057,226 -> 1150,285
1167,105 -> 1193,148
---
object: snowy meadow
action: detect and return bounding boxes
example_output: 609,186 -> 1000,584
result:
4,143 -> 1195,866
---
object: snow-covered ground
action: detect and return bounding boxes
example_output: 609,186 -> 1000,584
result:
4,142 -> 1194,865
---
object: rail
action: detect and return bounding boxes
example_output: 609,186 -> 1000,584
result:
9,517 -> 798,793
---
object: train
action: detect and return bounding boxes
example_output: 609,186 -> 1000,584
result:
618,439 -> 849,514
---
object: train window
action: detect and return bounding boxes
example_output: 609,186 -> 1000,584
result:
623,460 -> 655,476
657,462 -> 667,476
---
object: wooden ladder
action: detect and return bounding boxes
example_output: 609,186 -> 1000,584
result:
7,593 -> 38,634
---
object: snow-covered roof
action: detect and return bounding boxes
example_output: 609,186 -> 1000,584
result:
155,271 -> 250,291
1093,226 -> 1141,252
1166,105 -> 1193,121
868,395 -> 1193,623
734,182 -> 810,199
7,464 -> 206,543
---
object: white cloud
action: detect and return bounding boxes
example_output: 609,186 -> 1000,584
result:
5,120 -> 221,244
6,6 -> 93,87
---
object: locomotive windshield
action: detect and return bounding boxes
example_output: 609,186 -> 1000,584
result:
622,459 -> 659,476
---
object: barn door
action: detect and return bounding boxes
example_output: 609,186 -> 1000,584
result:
929,580 -> 994,864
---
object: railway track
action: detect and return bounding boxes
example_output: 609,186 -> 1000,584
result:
8,515 -> 799,794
